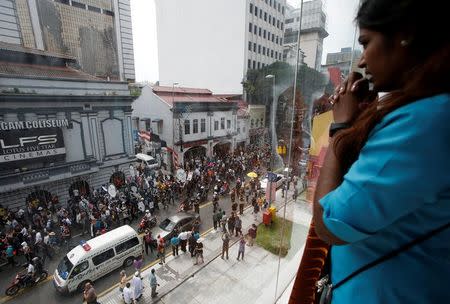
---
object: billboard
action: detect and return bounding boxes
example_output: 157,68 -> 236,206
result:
0,128 -> 66,168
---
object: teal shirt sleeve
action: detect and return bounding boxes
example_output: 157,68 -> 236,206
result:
320,94 -> 450,242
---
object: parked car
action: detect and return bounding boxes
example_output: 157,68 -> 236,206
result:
151,213 -> 201,244
135,153 -> 160,171
260,174 -> 286,193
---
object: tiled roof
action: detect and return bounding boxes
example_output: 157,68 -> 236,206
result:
0,61 -> 102,81
152,86 -> 212,95
157,94 -> 232,106
236,100 -> 249,117
0,41 -> 75,60
213,94 -> 242,99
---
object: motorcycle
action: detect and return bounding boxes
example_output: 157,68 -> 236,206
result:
178,199 -> 193,212
5,269 -> 48,296
137,216 -> 157,233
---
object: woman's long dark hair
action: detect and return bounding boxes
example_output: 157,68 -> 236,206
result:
334,0 -> 450,173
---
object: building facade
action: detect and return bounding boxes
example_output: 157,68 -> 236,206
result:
0,44 -> 135,209
0,0 -> 134,81
248,104 -> 267,145
322,47 -> 363,77
132,86 -> 239,170
155,0 -> 286,94
235,100 -> 250,151
283,0 -> 328,70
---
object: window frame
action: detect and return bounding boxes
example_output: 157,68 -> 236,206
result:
69,260 -> 89,279
92,248 -> 115,266
115,237 -> 140,255
193,119 -> 199,134
184,119 -> 190,135
201,118 -> 206,132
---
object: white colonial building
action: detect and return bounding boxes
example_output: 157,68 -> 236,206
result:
248,104 -> 268,145
236,100 -> 250,150
132,86 -> 240,170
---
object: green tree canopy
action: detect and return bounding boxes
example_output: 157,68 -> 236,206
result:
243,61 -> 328,106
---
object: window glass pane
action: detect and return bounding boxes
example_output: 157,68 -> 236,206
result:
184,119 -> 190,134
116,237 -> 139,254
92,249 -> 115,266
201,118 -> 206,132
70,261 -> 89,278
193,119 -> 198,133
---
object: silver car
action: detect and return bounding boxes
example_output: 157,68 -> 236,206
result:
151,213 -> 201,244
259,174 -> 286,193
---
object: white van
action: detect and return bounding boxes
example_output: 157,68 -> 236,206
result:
135,153 -> 160,170
53,225 -> 143,294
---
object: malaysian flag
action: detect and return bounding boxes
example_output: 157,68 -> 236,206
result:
138,130 -> 151,142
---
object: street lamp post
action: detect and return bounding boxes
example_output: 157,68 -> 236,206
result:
172,82 -> 179,104
172,82 -> 184,154
265,74 -> 275,169
171,82 -> 179,171
265,74 -> 276,204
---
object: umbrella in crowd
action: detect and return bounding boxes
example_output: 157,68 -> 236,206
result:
247,172 -> 258,178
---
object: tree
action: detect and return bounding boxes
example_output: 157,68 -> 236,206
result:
243,61 -> 328,174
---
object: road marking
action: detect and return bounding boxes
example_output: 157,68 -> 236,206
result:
0,199 -> 221,303
95,226 -> 215,299
0,273 -> 54,303
200,201 -> 212,208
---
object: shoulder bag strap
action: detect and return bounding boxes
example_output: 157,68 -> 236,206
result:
333,221 -> 450,290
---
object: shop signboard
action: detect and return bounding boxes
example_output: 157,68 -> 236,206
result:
0,127 -> 66,168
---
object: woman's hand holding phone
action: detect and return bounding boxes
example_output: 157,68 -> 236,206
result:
329,72 -> 376,124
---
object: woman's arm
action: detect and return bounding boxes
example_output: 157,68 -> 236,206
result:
313,138 -> 347,245
313,72 -> 370,245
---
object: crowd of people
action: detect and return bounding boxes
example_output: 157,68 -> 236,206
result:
0,141 -> 304,303
0,144 -> 275,270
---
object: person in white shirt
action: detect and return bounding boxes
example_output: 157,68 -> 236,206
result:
43,233 -> 49,245
131,271 -> 143,300
35,231 -> 42,244
20,226 -> 28,237
123,282 -> 135,304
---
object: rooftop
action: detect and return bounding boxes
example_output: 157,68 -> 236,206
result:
152,86 -> 212,95
237,100 -> 249,117
157,94 -> 231,106
152,85 -> 235,106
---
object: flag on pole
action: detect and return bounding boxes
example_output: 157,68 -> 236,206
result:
138,130 -> 151,142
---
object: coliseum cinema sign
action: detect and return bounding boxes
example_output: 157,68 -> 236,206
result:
0,119 -> 69,166
0,119 -> 70,131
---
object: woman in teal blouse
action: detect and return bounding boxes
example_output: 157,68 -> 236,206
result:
313,0 -> 450,303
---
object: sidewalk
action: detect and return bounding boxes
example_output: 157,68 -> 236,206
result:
98,191 -> 312,304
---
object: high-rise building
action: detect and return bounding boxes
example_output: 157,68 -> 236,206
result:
283,0 -> 328,70
155,0 -> 286,94
322,47 -> 362,77
0,0 -> 134,81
